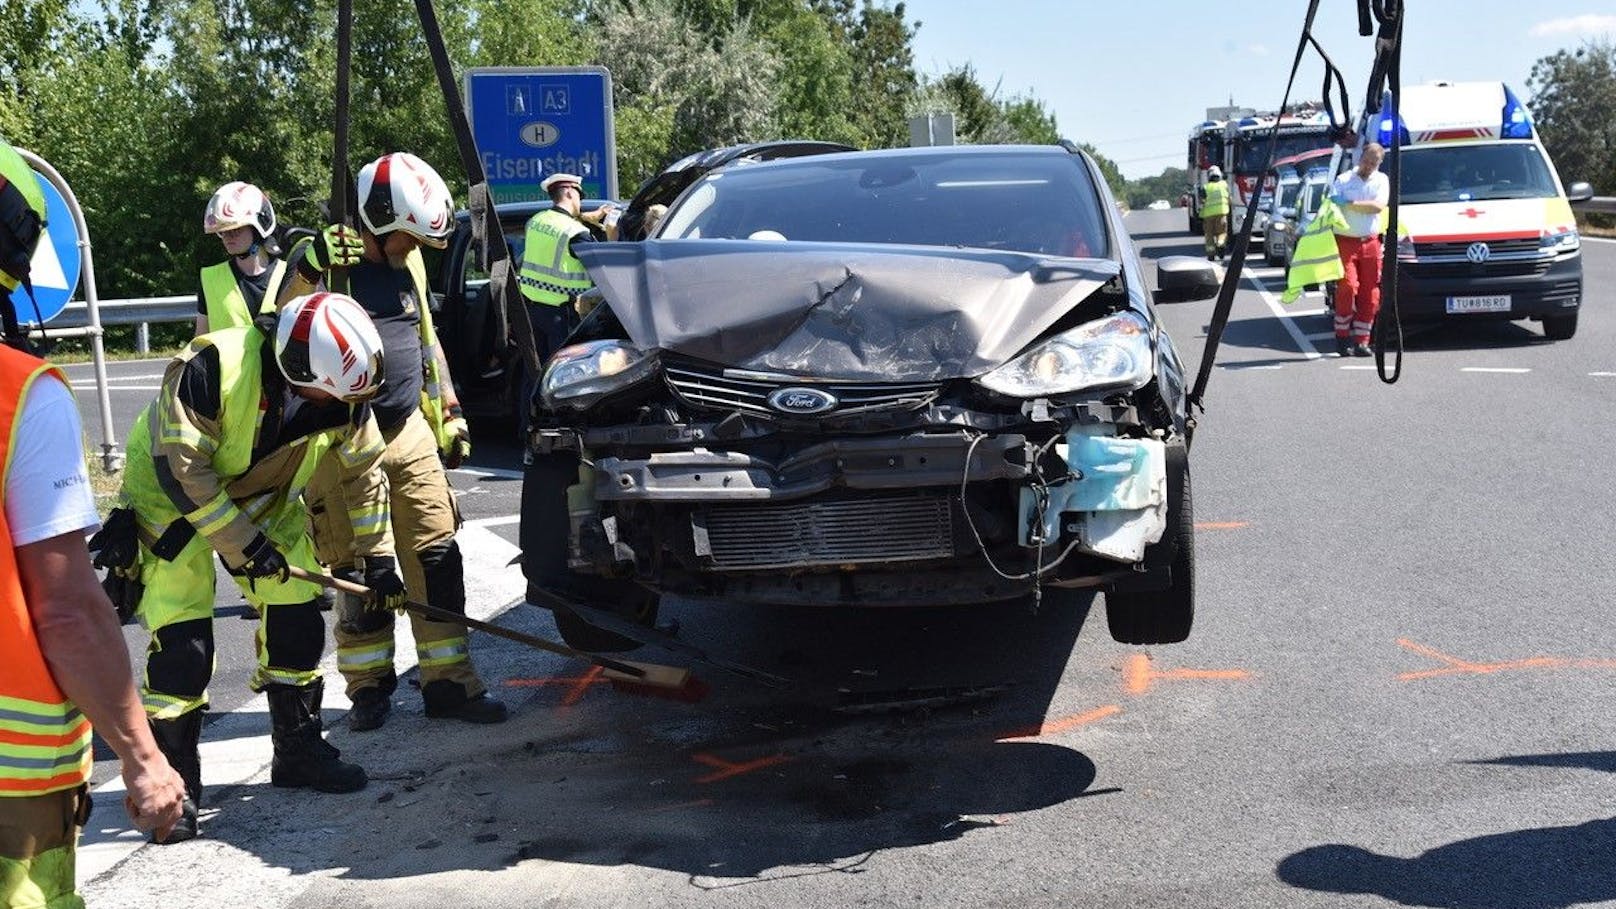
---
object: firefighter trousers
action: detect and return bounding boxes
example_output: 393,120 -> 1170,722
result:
0,786 -> 89,909
136,503 -> 328,719
306,410 -> 483,699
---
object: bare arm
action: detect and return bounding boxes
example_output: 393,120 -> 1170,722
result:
18,532 -> 184,837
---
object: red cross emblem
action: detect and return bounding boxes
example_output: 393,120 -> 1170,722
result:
1458,207 -> 1485,219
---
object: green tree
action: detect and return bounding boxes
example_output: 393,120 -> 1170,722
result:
1529,40 -> 1616,195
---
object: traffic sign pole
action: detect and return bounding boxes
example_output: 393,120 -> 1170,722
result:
15,148 -> 121,471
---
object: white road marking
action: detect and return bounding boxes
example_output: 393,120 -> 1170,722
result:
463,514 -> 521,529
1242,271 -> 1322,360
1460,367 -> 1531,374
448,465 -> 523,480
1590,372 -> 1616,377
78,522 -> 524,884
1583,236 -> 1616,245
1220,363 -> 1284,370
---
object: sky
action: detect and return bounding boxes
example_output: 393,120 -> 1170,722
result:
904,1 -> 1616,179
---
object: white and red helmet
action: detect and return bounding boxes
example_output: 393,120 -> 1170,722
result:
274,293 -> 385,401
203,181 -> 276,238
356,152 -> 455,248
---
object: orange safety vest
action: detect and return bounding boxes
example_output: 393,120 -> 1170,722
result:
0,345 -> 93,796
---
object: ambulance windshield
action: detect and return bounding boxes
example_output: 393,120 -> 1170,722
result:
1399,144 -> 1558,203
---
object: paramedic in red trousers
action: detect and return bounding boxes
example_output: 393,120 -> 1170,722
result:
0,134 -> 185,907
1330,142 -> 1389,358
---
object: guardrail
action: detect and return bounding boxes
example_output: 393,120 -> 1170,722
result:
1573,196 -> 1616,214
32,295 -> 196,354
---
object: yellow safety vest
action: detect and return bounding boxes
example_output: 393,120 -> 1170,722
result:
0,346 -> 93,797
0,137 -> 45,294
1201,181 -> 1230,218
1281,199 -> 1350,304
519,209 -> 592,306
199,259 -> 288,331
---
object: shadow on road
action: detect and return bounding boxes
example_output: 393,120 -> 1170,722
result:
1277,751 -> 1616,908
184,591 -> 1113,883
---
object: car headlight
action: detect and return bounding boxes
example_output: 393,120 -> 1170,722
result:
977,311 -> 1154,398
1270,221 -> 1291,233
1540,229 -> 1579,254
541,340 -> 658,410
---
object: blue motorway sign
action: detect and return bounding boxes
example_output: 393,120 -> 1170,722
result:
464,66 -> 618,203
24,170 -> 81,324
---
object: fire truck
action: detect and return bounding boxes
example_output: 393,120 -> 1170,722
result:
1186,106 -> 1334,236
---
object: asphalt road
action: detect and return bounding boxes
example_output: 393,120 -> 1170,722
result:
75,218 -> 1616,908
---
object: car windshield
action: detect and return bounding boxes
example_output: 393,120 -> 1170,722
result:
1299,179 -> 1330,216
1277,174 -> 1302,210
1398,143 -> 1559,203
659,150 -> 1110,258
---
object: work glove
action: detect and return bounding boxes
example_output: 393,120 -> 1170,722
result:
237,533 -> 290,583
301,224 -> 363,275
361,555 -> 408,613
443,415 -> 471,469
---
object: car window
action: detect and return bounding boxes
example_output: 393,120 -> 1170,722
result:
1399,144 -> 1559,203
659,150 -> 1110,259
462,230 -> 527,291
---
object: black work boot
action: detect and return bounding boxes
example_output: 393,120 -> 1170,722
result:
422,680 -> 510,725
347,672 -> 397,733
265,681 -> 367,793
148,711 -> 203,843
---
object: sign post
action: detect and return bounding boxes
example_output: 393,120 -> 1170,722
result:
463,66 -> 618,203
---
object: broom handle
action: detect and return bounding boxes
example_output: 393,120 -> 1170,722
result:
286,565 -> 646,678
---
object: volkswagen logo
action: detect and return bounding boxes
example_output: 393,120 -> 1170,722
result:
767,387 -> 838,415
1465,241 -> 1491,264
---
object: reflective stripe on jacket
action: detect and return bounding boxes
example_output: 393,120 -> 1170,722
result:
519,209 -> 592,307
119,326 -> 393,566
0,346 -> 93,796
1201,181 -> 1230,218
200,259 -> 288,331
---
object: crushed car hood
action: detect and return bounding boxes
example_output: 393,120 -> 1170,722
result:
575,240 -> 1122,382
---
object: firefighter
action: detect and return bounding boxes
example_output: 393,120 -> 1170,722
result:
196,181 -> 288,335
1200,166 -> 1231,261
515,173 -> 617,452
1,134 -> 187,907
115,289 -> 404,842
288,152 -> 507,732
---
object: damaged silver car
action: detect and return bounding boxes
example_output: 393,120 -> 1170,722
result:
520,143 -> 1220,652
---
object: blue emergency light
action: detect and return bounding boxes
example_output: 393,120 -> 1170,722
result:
1375,94 -> 1410,147
1500,86 -> 1533,139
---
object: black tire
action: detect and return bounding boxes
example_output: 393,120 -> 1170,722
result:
1106,446 -> 1194,645
1542,312 -> 1577,341
1189,215 -> 1203,235
551,579 -> 661,653
1264,240 -> 1283,267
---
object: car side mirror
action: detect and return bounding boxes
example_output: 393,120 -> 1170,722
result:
1155,255 -> 1220,303
1567,181 -> 1595,203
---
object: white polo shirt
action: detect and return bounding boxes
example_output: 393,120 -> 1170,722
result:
1332,169 -> 1390,239
5,374 -> 100,547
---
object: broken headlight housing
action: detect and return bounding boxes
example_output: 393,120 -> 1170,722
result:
541,340 -> 659,410
976,311 -> 1153,398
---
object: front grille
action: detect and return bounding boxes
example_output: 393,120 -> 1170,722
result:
1405,260 -> 1550,279
699,493 -> 956,570
1416,238 -> 1540,257
664,362 -> 941,418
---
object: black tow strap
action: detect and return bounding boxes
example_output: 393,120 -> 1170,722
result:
1188,0 -> 1327,441
328,0 -> 352,295
1365,0 -> 1405,383
412,0 -> 542,379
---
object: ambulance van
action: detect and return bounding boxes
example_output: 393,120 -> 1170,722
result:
1378,81 -> 1594,340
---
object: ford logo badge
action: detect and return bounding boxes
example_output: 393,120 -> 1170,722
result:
767,387 -> 838,415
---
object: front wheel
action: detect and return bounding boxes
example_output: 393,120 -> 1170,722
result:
1106,444 -> 1194,645
551,580 -> 661,653
1542,312 -> 1578,341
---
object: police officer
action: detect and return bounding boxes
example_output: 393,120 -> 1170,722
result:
196,181 -> 288,335
0,134 -> 186,906
118,290 -> 403,841
515,173 -> 617,449
289,152 -> 507,732
1200,166 -> 1231,261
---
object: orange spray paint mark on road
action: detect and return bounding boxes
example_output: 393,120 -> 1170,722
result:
1123,653 -> 1250,695
503,665 -> 607,706
1397,638 -> 1616,681
691,752 -> 793,784
1194,521 -> 1250,530
997,704 -> 1121,741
